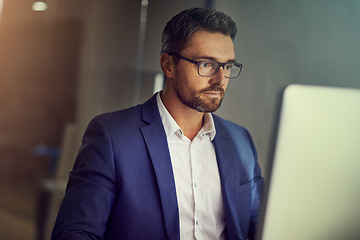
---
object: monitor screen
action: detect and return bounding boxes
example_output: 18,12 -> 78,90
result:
258,84 -> 360,240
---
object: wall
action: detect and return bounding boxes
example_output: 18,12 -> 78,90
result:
0,0 -> 80,190
214,0 -> 360,176
75,0 -> 140,134
0,1 -> 82,239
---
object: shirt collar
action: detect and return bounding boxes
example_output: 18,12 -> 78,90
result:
156,92 -> 216,141
201,112 -> 216,141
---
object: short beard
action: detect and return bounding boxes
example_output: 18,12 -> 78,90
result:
176,84 -> 225,113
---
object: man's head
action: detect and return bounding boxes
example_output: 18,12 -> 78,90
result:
161,8 -> 237,55
160,8 -> 238,113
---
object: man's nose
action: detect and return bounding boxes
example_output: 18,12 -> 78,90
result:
210,66 -> 228,86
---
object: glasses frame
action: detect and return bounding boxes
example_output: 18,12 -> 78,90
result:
167,52 -> 242,79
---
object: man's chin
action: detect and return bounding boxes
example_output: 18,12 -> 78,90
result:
194,99 -> 222,113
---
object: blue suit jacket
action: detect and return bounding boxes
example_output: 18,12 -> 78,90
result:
52,94 -> 264,240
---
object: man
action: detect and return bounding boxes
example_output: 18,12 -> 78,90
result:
52,7 -> 264,240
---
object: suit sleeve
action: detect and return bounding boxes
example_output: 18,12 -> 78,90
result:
51,116 -> 118,240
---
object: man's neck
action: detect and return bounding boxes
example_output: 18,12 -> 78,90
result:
160,91 -> 204,141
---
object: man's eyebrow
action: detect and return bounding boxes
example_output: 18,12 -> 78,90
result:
197,55 -> 237,63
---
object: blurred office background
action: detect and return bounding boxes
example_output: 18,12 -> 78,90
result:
0,0 -> 359,239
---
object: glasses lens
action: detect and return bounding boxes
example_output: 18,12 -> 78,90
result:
198,61 -> 219,77
223,63 -> 241,79
197,60 -> 242,78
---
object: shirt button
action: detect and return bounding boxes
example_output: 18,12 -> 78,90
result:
196,220 -> 199,225
194,183 -> 197,187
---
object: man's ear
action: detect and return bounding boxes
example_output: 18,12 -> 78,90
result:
160,52 -> 176,79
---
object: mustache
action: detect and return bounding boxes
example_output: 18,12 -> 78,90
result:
200,85 -> 225,95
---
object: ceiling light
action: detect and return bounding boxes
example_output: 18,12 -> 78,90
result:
32,1 -> 47,11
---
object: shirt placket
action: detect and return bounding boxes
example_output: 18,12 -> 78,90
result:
190,137 -> 204,239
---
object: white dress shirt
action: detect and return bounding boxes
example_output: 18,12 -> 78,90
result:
156,93 -> 226,240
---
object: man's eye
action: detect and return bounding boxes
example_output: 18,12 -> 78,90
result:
200,61 -> 214,68
224,64 -> 233,70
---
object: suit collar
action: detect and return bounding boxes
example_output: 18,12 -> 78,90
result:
141,94 -> 160,124
140,94 -> 180,240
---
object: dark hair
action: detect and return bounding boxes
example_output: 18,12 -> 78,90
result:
161,8 -> 237,54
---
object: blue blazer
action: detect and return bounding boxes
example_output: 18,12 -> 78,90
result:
52,94 -> 264,240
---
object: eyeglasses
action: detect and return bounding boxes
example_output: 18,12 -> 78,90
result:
168,52 -> 242,79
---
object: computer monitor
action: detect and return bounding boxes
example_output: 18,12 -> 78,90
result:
257,84 -> 360,240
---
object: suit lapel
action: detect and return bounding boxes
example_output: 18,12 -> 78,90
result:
140,95 -> 180,240
213,116 -> 244,239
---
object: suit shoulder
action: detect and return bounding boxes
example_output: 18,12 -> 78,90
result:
212,114 -> 249,134
98,104 -> 141,121
91,94 -> 158,128
87,104 -> 143,133
212,114 -> 258,159
212,114 -> 255,147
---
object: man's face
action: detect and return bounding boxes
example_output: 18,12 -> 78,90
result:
172,30 -> 235,113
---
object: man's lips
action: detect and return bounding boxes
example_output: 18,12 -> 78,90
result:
201,91 -> 223,98
203,91 -> 222,95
